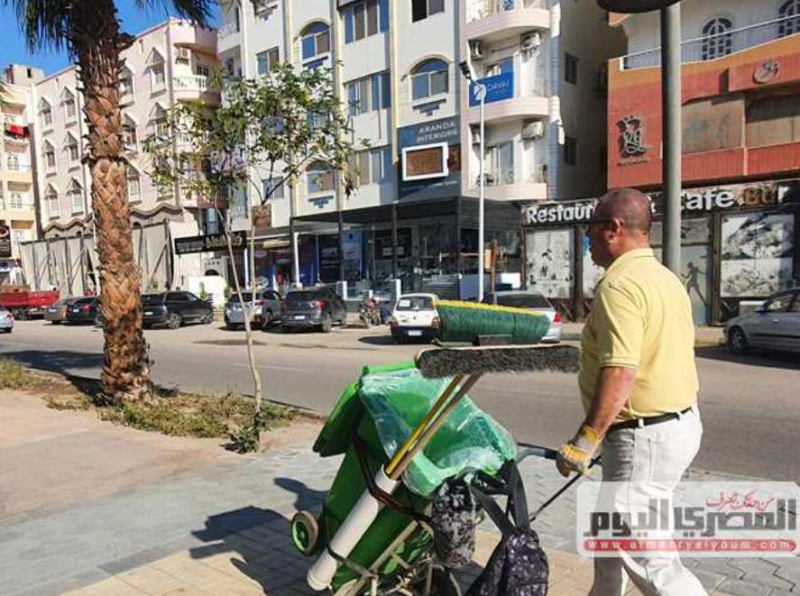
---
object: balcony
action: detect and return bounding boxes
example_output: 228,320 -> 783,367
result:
468,90 -> 548,125
469,164 -> 548,201
621,15 -> 800,70
173,75 -> 221,105
217,20 -> 242,53
464,0 -> 550,43
1,160 -> 33,183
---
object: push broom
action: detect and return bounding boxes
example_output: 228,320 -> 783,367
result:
307,301 -> 580,591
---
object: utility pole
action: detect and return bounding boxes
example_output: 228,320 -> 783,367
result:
598,0 -> 683,274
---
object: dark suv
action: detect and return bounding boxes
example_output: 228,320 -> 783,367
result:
142,291 -> 214,330
280,287 -> 347,333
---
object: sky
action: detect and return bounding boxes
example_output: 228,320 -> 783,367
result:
0,2 -> 220,77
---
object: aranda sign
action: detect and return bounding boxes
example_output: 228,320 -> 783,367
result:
524,181 -> 798,226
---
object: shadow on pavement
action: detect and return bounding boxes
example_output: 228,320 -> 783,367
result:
695,346 -> 800,370
358,334 -> 400,346
189,479 -> 327,594
4,349 -> 105,395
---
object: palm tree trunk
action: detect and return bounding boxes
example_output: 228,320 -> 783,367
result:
71,0 -> 152,405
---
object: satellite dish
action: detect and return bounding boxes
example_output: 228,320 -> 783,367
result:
597,0 -> 681,13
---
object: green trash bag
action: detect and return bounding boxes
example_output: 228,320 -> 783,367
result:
359,367 -> 517,497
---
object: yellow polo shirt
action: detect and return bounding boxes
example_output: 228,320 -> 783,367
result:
579,248 -> 698,423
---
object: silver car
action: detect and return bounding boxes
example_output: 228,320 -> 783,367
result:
0,307 -> 13,333
224,289 -> 282,330
725,287 -> 800,355
483,290 -> 563,343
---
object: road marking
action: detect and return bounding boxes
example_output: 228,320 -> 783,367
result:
230,362 -> 311,373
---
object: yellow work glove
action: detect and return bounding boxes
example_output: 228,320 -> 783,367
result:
556,425 -> 603,478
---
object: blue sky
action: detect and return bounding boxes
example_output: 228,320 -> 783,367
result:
1,2 -> 220,76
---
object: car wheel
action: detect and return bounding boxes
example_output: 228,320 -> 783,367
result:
167,312 -> 182,330
261,311 -> 273,330
321,314 -> 333,333
201,311 -> 213,325
728,326 -> 749,355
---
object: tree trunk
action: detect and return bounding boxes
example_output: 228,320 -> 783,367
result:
71,0 -> 152,405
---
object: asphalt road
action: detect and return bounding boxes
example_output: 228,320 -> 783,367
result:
1,320 -> 798,481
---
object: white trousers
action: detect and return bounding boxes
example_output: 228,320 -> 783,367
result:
590,407 -> 707,596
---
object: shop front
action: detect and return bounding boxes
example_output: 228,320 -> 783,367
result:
522,179 -> 800,324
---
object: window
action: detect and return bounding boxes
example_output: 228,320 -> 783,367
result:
346,71 -> 391,115
127,169 -> 141,202
565,53 -> 578,84
40,101 -> 53,128
485,141 -> 514,186
344,0 -> 389,44
153,105 -> 168,136
196,64 -> 210,77
66,135 -> 79,164
11,229 -> 27,254
412,0 -> 444,22
763,291 -> 795,313
779,0 -> 800,37
120,70 -> 134,98
10,192 -> 24,209
63,90 -> 77,120
122,117 -> 138,150
349,146 -> 392,186
226,59 -> 235,77
564,136 -> 578,165
262,177 -> 284,200
68,179 -> 83,213
701,17 -> 733,60
151,62 -> 166,91
45,186 -> 59,217
306,161 -> 334,193
411,59 -> 449,101
486,57 -> 513,77
6,155 -> 19,171
43,143 -> 56,170
300,22 -> 330,61
257,47 -> 280,75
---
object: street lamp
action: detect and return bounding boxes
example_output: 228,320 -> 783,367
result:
460,57 -> 487,302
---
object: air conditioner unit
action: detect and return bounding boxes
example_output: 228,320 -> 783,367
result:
470,41 -> 484,61
522,120 -> 545,140
176,47 -> 191,61
471,126 -> 481,145
521,32 -> 542,51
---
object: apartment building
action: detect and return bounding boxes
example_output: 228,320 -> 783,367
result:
218,0 -> 623,296
0,66 -> 43,286
521,0 -> 800,324
32,19 -> 220,241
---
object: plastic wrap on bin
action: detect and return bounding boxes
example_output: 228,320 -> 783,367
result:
359,367 -> 517,497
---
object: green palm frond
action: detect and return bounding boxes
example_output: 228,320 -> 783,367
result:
5,0 -> 71,52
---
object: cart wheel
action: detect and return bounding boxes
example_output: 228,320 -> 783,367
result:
291,510 -> 320,556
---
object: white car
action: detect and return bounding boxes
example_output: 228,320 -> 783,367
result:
725,287 -> 800,355
390,293 -> 439,343
0,307 -> 13,333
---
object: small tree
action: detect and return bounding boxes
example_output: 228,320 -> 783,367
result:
146,64 -> 361,449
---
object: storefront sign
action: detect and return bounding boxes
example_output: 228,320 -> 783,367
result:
0,225 -> 12,259
617,115 -> 649,166
397,116 -> 461,201
754,59 -> 780,84
524,200 -> 597,226
469,72 -> 514,107
174,231 -> 247,255
252,204 -> 272,229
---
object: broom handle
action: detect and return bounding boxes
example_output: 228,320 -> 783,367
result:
388,374 -> 483,481
384,375 -> 463,478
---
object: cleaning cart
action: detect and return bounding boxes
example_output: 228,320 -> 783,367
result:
290,302 -> 583,595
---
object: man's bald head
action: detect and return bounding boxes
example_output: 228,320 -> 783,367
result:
595,188 -> 653,235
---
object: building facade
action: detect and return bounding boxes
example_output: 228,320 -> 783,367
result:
218,0 -> 623,296
522,1 -> 800,324
0,66 -> 43,286
31,19 -> 220,241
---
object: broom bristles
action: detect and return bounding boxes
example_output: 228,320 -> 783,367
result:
416,345 -> 581,378
435,300 -> 552,345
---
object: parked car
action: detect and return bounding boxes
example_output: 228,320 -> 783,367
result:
65,297 -> 100,325
224,289 -> 282,330
45,297 -> 82,324
390,293 -> 440,343
0,307 -> 13,333
142,291 -> 214,330
482,290 -> 563,343
725,287 -> 800,355
280,287 -> 347,333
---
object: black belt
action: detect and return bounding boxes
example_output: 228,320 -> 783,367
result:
608,406 -> 694,433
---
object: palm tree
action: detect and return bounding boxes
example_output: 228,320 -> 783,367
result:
8,0 -> 213,404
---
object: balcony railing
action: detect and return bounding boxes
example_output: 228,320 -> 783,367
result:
4,161 -> 32,172
622,15 -> 800,70
174,75 -> 214,92
467,0 -> 549,23
474,167 -> 515,187
526,164 -> 547,184
218,21 -> 240,40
